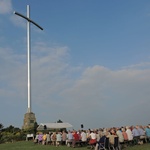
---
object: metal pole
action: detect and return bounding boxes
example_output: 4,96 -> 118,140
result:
27,5 -> 31,113
14,5 -> 43,114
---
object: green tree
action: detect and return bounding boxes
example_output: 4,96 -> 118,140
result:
57,119 -> 63,123
0,123 -> 4,130
4,125 -> 14,133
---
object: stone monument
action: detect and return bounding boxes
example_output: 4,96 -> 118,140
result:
22,112 -> 36,129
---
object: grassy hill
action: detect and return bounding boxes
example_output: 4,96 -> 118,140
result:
0,141 -> 150,150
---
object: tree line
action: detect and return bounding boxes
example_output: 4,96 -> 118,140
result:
0,123 -> 38,144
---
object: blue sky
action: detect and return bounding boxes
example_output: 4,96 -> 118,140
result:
0,0 -> 150,130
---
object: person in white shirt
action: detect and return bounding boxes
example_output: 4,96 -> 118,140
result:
126,126 -> 133,141
56,132 -> 62,147
81,130 -> 87,142
89,130 -> 97,149
116,128 -> 124,143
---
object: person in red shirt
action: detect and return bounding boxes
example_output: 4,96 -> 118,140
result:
72,131 -> 79,147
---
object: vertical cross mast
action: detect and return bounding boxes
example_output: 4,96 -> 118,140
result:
27,5 -> 31,113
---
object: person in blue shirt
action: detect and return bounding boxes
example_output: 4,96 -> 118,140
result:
132,126 -> 140,145
145,126 -> 150,142
66,130 -> 73,147
132,126 -> 140,137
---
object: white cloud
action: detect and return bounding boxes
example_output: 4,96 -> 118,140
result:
0,0 -> 26,30
60,65 -> 150,127
123,62 -> 150,69
0,0 -> 12,14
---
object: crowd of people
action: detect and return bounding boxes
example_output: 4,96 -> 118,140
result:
33,124 -> 150,149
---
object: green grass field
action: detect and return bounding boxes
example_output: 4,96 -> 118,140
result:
0,141 -> 150,150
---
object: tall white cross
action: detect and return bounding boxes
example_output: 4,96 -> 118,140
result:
14,5 -> 43,113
